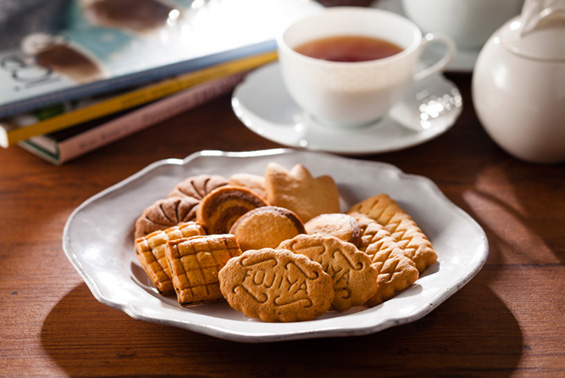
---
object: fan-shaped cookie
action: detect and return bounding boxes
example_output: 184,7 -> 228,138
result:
134,196 -> 199,239
168,174 -> 228,200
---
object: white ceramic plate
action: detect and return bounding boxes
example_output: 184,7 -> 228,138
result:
232,63 -> 462,155
63,149 -> 488,342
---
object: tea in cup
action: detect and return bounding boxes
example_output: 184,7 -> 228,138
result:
277,6 -> 456,128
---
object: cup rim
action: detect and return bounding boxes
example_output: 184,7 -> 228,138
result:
277,6 -> 423,67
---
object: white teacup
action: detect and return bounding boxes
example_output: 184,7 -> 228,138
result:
402,0 -> 524,50
277,7 -> 456,128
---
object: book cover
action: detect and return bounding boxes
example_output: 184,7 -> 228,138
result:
0,50 -> 277,147
19,71 -> 246,164
0,0 -> 321,118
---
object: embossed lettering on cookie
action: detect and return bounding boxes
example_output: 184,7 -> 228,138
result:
219,248 -> 335,322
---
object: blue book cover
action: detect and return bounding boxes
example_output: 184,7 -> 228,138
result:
0,0 -> 321,118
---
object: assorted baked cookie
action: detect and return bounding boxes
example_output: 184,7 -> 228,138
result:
166,234 -> 242,306
131,162 -> 438,322
228,173 -> 267,199
168,174 -> 228,200
134,222 -> 206,294
304,213 -> 362,247
219,248 -> 334,322
347,193 -> 437,273
196,186 -> 268,234
279,234 -> 378,311
134,196 -> 199,239
229,206 -> 305,251
264,162 -> 340,222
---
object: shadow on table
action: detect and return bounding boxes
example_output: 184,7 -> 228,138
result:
41,281 -> 523,377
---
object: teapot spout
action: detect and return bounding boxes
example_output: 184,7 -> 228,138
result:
520,0 -> 565,35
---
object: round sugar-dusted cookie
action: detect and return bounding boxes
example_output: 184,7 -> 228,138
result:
168,174 -> 228,200
134,196 -> 199,239
305,213 -> 362,248
229,206 -> 305,251
197,186 -> 268,234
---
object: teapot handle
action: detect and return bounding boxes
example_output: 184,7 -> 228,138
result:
414,33 -> 456,82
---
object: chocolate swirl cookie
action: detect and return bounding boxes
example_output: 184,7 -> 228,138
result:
196,186 -> 268,234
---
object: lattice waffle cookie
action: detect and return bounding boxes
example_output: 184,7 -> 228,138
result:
165,234 -> 242,306
134,222 -> 206,294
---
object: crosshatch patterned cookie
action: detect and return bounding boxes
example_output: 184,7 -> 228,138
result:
165,234 -> 242,306
196,186 -> 268,234
134,222 -> 206,294
264,162 -> 340,223
134,196 -> 199,239
168,174 -> 228,200
347,193 -> 438,273
279,234 -> 378,311
219,248 -> 334,322
350,212 -> 419,306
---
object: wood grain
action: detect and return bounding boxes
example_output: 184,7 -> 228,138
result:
0,73 -> 563,377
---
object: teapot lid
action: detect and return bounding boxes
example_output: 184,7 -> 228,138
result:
500,0 -> 565,61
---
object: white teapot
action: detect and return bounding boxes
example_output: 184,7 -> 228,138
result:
472,0 -> 565,163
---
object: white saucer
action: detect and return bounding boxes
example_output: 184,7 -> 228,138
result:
232,63 -> 462,155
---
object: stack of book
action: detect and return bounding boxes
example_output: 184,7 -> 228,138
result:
0,0 -> 321,164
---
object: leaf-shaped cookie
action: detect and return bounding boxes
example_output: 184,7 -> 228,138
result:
264,163 -> 340,223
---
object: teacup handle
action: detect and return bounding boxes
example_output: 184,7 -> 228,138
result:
414,33 -> 457,82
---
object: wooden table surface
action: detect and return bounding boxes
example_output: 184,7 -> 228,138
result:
1,72 -> 563,377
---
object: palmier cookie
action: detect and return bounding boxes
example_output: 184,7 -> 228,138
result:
134,196 -> 199,239
264,162 -> 340,223
305,213 -> 362,248
166,234 -> 242,306
219,248 -> 334,322
347,193 -> 437,273
134,222 -> 206,294
279,234 -> 378,311
196,186 -> 268,234
228,173 -> 267,200
229,206 -> 305,252
168,174 -> 228,200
